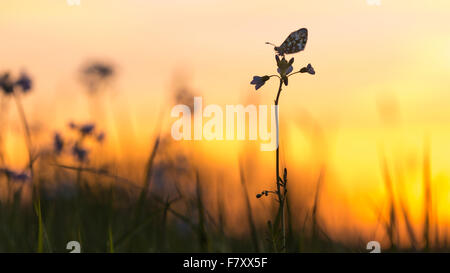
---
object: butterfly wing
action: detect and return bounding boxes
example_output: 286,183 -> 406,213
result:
277,28 -> 308,55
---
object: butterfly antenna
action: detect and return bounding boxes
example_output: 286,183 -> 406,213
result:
265,42 -> 277,47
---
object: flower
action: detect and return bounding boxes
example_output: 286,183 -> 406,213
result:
84,63 -> 114,79
300,63 -> 315,75
11,172 -> 30,182
68,121 -> 77,129
0,73 -> 14,95
0,168 -> 30,183
276,56 -> 294,77
250,75 -> 270,90
15,73 -> 32,93
54,132 -> 64,155
277,66 -> 293,76
79,123 -> 95,136
81,61 -> 115,92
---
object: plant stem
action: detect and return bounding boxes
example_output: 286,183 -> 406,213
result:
274,78 -> 286,251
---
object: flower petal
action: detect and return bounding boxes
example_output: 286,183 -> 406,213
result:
288,57 -> 294,66
307,64 -> 316,75
250,76 -> 261,85
286,66 -> 293,75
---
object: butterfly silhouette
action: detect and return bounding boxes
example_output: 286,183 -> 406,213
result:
266,28 -> 308,56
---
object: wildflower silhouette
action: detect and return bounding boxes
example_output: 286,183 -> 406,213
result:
251,28 -> 315,252
68,121 -> 104,142
59,121 -> 106,163
0,168 -> 30,183
79,123 -> 95,136
96,132 -> 105,143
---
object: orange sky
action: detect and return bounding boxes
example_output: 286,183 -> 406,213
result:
1,0 -> 450,246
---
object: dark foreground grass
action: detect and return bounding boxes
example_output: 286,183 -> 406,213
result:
0,170 -> 353,253
0,147 -> 447,253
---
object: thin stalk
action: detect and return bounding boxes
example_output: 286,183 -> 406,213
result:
274,78 -> 286,251
13,91 -> 45,252
239,163 -> 260,252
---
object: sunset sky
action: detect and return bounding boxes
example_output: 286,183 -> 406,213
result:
1,0 -> 450,246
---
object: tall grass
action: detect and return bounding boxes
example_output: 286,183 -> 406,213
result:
375,136 -> 447,252
239,163 -> 260,252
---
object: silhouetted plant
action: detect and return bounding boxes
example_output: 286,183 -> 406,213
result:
0,70 -> 45,252
53,121 -> 105,164
0,71 -> 35,173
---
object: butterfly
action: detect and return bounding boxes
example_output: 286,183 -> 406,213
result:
266,28 -> 308,56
